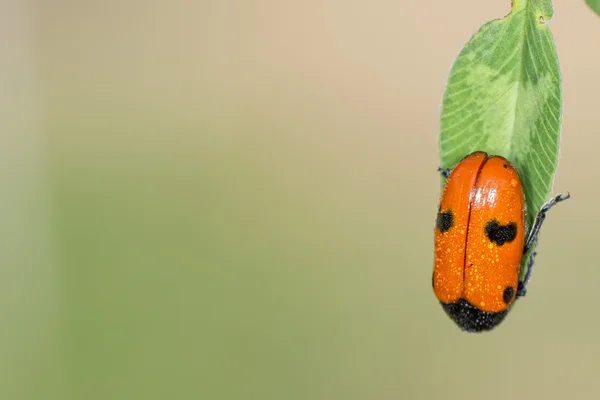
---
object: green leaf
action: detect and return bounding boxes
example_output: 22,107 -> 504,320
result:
439,0 -> 562,281
586,0 -> 600,16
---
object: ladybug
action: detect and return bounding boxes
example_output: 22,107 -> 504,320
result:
432,151 -> 569,332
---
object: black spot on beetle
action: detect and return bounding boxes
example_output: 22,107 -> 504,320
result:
485,220 -> 517,246
503,286 -> 514,303
503,163 -> 508,169
437,209 -> 454,233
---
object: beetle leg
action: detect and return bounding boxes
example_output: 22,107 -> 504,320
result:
517,193 -> 570,297
438,167 -> 452,179
517,251 -> 537,298
523,193 -> 570,254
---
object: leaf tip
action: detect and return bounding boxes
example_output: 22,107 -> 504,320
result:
535,0 -> 555,22
511,0 -> 554,22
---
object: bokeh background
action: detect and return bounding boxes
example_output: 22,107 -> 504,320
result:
3,1 -> 599,399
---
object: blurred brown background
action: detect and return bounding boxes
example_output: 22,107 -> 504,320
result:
3,1 -> 599,399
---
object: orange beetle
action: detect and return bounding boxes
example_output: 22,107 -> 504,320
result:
432,152 -> 568,332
